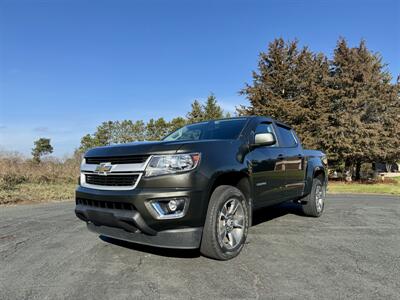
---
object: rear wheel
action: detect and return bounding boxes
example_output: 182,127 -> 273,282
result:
200,185 -> 249,260
301,177 -> 326,217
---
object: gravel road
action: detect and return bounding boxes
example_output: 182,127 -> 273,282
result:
1,194 -> 399,299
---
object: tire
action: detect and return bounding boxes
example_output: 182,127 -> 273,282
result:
301,177 -> 326,217
200,185 -> 250,260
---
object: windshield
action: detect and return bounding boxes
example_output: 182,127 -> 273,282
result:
163,118 -> 248,142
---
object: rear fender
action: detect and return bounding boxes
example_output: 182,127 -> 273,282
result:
303,159 -> 326,196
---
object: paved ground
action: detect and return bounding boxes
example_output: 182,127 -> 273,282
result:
0,194 -> 399,299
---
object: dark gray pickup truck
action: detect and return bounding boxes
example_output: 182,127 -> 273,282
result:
75,116 -> 327,260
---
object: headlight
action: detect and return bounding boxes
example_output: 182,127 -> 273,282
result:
145,153 -> 201,177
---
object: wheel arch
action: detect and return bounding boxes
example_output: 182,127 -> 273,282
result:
206,171 -> 253,222
304,161 -> 327,196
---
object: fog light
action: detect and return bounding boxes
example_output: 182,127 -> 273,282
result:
168,200 -> 178,212
146,197 -> 189,219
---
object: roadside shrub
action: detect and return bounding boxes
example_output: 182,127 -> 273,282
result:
0,173 -> 28,190
0,151 -> 80,186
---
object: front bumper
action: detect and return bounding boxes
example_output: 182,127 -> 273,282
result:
87,223 -> 202,249
75,203 -> 203,249
75,184 -> 207,249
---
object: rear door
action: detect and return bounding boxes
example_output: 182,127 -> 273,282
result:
249,122 -> 287,207
274,124 -> 306,199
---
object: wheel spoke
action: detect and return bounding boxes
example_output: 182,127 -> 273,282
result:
227,232 -> 235,246
220,212 -> 227,220
228,199 -> 239,215
231,229 -> 242,244
218,218 -> 225,233
220,206 -> 228,219
233,219 -> 244,229
219,228 -> 227,242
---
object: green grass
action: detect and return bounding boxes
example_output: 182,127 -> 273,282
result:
328,177 -> 400,195
0,182 -> 76,205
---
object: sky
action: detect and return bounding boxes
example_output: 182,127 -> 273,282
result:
0,0 -> 399,157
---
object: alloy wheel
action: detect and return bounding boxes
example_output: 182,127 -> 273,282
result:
217,198 -> 245,250
315,184 -> 325,213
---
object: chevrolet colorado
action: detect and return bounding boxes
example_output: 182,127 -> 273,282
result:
75,116 -> 327,260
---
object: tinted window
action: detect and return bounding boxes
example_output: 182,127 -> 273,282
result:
276,125 -> 297,147
163,122 -> 206,141
255,123 -> 274,134
163,119 -> 247,141
205,119 -> 247,139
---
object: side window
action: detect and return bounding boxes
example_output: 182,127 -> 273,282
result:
276,125 -> 297,147
255,123 -> 276,147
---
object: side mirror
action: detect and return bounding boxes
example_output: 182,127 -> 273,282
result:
253,132 -> 276,147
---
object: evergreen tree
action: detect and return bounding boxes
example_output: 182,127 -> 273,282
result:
115,120 -> 146,143
79,134 -> 97,152
93,121 -> 116,145
203,94 -> 223,120
239,38 -> 331,150
321,39 -> 400,178
146,118 -> 169,140
79,120 -> 146,152
32,138 -> 53,163
186,100 -> 204,123
168,117 -> 187,133
240,37 -> 399,179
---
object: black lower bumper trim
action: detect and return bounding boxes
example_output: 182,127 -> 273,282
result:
75,204 -> 157,235
88,223 -> 203,249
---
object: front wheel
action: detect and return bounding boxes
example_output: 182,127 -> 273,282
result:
200,185 -> 249,260
301,177 -> 326,217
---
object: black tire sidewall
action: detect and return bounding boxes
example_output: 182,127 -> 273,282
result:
201,185 -> 250,260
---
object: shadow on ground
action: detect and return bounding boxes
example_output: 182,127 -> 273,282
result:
99,201 -> 305,258
252,201 -> 305,226
99,235 -> 201,258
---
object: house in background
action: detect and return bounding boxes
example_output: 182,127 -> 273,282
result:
375,162 -> 399,173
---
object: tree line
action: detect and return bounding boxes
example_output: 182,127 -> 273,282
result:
78,94 -> 229,152
32,38 -> 399,179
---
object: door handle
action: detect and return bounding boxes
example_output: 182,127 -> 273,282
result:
297,154 -> 303,159
277,154 -> 284,160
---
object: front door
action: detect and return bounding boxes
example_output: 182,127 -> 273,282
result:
274,124 -> 306,199
249,123 -> 287,207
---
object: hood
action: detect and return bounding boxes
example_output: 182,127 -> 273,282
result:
84,139 -> 238,157
85,141 -> 184,157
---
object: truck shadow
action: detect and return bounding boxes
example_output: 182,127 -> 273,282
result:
99,201 -> 304,258
251,201 -> 304,226
99,235 -> 201,258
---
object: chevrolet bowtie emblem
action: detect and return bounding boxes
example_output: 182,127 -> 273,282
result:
95,162 -> 112,173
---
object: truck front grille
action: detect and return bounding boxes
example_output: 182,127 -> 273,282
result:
76,198 -> 135,211
85,155 -> 149,164
85,174 -> 139,186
